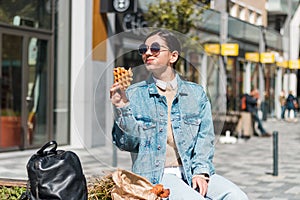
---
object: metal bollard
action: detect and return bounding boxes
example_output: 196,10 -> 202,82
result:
273,131 -> 278,176
113,144 -> 117,167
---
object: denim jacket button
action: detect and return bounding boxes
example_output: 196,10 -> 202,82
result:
152,178 -> 158,184
157,145 -> 161,150
159,128 -> 163,132
155,160 -> 160,166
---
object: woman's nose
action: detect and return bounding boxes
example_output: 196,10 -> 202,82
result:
145,47 -> 152,55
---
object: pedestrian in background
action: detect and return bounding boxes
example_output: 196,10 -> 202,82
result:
110,29 -> 248,200
286,90 -> 298,121
279,90 -> 286,120
246,88 -> 271,137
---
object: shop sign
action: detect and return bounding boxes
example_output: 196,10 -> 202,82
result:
204,44 -> 220,55
113,0 -> 130,12
289,60 -> 300,69
221,43 -> 239,56
100,0 -> 137,13
122,13 -> 148,35
245,52 -> 259,62
276,61 -> 288,68
260,53 -> 275,63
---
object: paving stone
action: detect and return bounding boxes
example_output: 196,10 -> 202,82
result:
0,116 -> 299,200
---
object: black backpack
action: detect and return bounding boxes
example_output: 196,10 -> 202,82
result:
20,141 -> 88,200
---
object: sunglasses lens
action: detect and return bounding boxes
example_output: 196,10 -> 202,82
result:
138,42 -> 162,55
150,42 -> 160,54
138,44 -> 147,55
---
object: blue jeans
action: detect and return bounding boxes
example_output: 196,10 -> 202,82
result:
281,106 -> 286,119
287,108 -> 297,118
161,173 -> 248,200
252,112 -> 267,135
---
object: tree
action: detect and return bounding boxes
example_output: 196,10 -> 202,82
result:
145,0 -> 208,34
144,0 -> 209,51
144,0 -> 210,78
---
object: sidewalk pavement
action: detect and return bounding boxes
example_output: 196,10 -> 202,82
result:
0,117 -> 299,200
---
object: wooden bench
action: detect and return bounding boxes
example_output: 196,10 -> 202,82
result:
213,111 -> 241,136
0,178 -> 27,187
235,111 -> 253,138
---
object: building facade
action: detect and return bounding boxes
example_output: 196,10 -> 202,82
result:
0,0 -> 71,151
0,0 -> 299,152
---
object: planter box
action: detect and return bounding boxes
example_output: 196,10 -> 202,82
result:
0,116 -> 21,148
0,178 -> 27,187
0,178 -> 27,199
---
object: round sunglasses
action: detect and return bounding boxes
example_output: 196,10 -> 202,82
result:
138,42 -> 170,56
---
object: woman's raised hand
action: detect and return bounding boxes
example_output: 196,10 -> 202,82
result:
110,82 -> 129,108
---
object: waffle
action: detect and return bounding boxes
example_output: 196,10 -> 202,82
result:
113,67 -> 133,90
150,184 -> 170,198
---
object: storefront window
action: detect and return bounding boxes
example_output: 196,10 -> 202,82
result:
263,65 -> 276,117
26,37 -> 49,146
0,34 -> 22,148
228,16 -> 261,44
199,9 -> 221,34
0,0 -> 53,30
206,55 -> 220,112
265,30 -> 282,51
226,58 -> 236,111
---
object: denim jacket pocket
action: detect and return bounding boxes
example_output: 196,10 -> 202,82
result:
183,114 -> 202,139
135,115 -> 157,130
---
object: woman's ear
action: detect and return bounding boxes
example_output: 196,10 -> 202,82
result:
169,51 -> 179,64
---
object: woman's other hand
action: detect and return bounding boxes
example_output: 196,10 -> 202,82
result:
192,175 -> 209,196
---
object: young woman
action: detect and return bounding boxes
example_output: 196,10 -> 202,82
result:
110,29 -> 248,199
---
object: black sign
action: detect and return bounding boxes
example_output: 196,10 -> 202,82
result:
116,12 -> 148,37
100,0 -> 137,13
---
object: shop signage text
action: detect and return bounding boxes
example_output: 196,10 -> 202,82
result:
276,61 -> 288,68
289,60 -> 300,69
122,13 -> 148,35
204,43 -> 239,56
245,52 -> 259,62
221,44 -> 239,56
204,44 -> 220,55
260,53 -> 275,63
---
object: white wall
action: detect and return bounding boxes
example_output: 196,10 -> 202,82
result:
289,4 -> 300,96
70,1 -> 115,148
70,0 -> 91,148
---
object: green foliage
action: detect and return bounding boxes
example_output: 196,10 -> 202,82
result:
144,0 -> 208,54
0,176 -> 115,200
145,0 -> 205,34
88,175 -> 115,200
1,109 -> 20,117
0,186 -> 26,200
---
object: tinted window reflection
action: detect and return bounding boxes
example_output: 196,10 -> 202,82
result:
0,0 -> 52,30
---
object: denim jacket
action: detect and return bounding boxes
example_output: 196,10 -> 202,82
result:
112,74 -> 215,186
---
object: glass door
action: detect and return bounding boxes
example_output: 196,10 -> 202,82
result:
26,37 -> 50,147
0,34 -> 22,149
0,32 -> 52,150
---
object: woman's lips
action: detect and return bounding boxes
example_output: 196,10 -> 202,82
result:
146,58 -> 154,64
